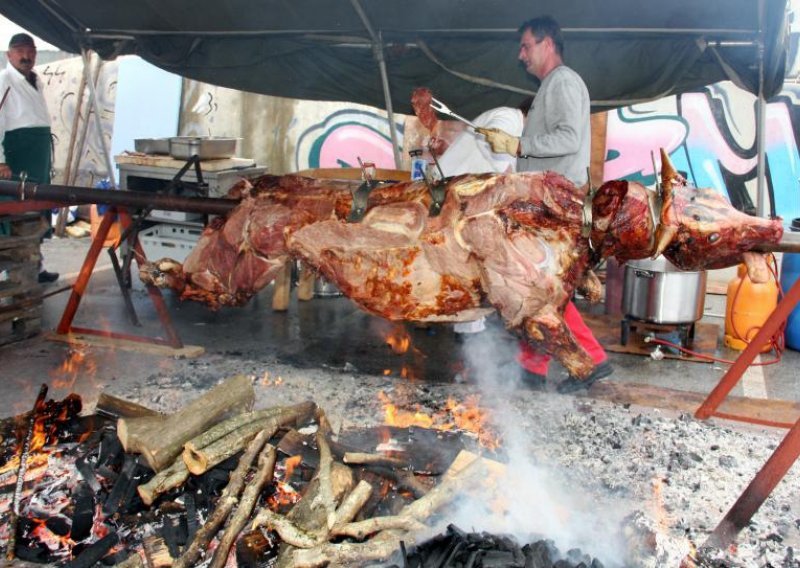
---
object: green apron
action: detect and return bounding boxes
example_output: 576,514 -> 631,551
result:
1,126 -> 52,236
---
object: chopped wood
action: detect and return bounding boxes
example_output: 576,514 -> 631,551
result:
290,451 -> 490,567
366,465 -> 429,499
137,458 -> 190,507
209,443 -> 278,568
142,535 -> 173,568
45,331 -> 206,358
331,516 -> 426,539
118,374 -> 255,472
95,392 -> 161,420
183,407 -> 284,456
182,401 -> 315,475
331,480 -> 373,528
113,551 -> 145,567
314,409 -> 337,531
172,430 -> 272,568
251,508 -> 322,549
343,451 -> 408,468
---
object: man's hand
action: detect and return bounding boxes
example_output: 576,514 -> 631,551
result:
0,164 -> 11,179
476,128 -> 519,157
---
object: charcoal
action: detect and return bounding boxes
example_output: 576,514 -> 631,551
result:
62,530 -> 119,568
75,454 -> 102,493
97,427 -> 123,468
71,481 -> 95,541
161,516 -> 182,559
183,492 -> 199,540
480,549 -> 525,567
46,515 -> 71,536
14,541 -> 51,563
236,529 -> 280,567
523,540 -> 556,568
103,454 -> 139,515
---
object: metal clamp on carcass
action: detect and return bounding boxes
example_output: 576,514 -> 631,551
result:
348,159 -> 379,222
424,150 -> 447,217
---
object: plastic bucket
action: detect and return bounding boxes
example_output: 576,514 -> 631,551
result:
780,218 -> 800,351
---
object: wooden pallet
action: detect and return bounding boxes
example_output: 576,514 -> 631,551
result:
0,214 -> 47,345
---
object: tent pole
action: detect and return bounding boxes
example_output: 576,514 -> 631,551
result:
374,35 -> 402,169
349,0 -> 402,168
81,49 -> 117,188
755,0 -> 767,218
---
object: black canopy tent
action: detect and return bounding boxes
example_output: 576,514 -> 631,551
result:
0,0 -> 789,192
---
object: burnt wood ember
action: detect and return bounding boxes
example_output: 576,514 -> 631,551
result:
140,151 -> 782,381
62,530 -> 119,568
395,524 -> 604,568
69,482 -> 94,542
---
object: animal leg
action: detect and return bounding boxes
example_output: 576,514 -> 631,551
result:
521,305 -> 595,379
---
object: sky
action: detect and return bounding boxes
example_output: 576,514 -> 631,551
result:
0,14 -> 58,51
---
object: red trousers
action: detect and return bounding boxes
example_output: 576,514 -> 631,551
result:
517,301 -> 607,375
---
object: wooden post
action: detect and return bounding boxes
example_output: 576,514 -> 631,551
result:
297,262 -> 315,301
272,260 -> 292,311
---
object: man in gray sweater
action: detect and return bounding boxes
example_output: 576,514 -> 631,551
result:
480,16 -> 612,393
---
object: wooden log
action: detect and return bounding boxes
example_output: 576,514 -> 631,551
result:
331,516 -> 425,539
172,430 -> 273,568
95,392 -> 161,420
118,374 -> 255,472
183,408 -> 283,455
290,452 -> 490,568
137,458 -> 190,507
182,401 -> 315,475
271,260 -> 292,311
331,480 -> 372,529
273,462 -> 354,567
209,444 -> 278,568
142,535 -> 173,568
342,452 -> 408,469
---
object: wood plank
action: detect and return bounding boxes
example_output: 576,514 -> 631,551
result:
114,154 -> 255,172
45,331 -> 205,357
588,380 -> 800,427
295,167 -> 411,182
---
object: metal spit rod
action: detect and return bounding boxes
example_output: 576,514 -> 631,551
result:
0,179 -> 236,216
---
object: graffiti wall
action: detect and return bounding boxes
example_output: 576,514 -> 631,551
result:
39,54 -> 118,188
604,81 -> 800,225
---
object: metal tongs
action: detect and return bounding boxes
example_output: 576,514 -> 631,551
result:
430,97 -> 477,129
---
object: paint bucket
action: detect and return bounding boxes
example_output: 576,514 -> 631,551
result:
780,218 -> 800,351
724,263 -> 779,352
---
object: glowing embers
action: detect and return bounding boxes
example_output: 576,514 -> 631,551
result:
378,391 -> 501,451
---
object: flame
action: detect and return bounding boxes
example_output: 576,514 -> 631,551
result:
260,371 -> 284,386
50,348 -> 97,390
378,391 -> 501,450
30,517 -> 75,552
267,481 -> 300,510
384,324 -> 410,354
283,455 -> 302,481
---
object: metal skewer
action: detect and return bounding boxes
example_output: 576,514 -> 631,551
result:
430,97 -> 477,129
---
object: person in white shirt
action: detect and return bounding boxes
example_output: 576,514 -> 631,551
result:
0,33 -> 58,283
430,100 -> 528,336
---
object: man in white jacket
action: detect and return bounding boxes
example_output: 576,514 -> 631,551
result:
0,33 -> 58,283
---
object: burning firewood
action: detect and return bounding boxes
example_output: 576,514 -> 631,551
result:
118,374 -> 255,471
138,401 -> 316,505
173,428 -> 274,568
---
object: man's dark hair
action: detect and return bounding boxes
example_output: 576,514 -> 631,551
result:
519,16 -> 564,57
517,96 -> 534,115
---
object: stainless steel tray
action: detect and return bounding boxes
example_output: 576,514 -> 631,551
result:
134,138 -> 170,155
169,137 -> 238,160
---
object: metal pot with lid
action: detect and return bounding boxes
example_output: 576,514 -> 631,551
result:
622,256 -> 707,324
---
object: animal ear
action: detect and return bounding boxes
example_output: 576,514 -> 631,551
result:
659,148 -> 678,196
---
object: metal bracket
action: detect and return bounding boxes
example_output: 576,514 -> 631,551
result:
347,180 -> 378,222
427,180 -> 447,217
581,167 -> 595,249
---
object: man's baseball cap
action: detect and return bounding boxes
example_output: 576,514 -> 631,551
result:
9,33 -> 36,49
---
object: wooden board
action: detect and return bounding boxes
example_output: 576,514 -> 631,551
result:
583,312 -> 718,363
115,154 -> 255,172
588,380 -> 800,428
296,167 -> 411,182
45,331 -> 205,358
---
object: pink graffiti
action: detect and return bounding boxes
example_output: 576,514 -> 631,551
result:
318,124 -> 396,169
603,110 -> 686,180
681,93 -> 755,176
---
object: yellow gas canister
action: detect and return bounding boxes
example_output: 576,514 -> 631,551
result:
724,264 -> 779,352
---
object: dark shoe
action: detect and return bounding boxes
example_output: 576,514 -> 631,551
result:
557,361 -> 614,394
38,270 -> 59,283
521,369 -> 547,390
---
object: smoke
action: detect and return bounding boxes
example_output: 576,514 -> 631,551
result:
444,326 -> 629,566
